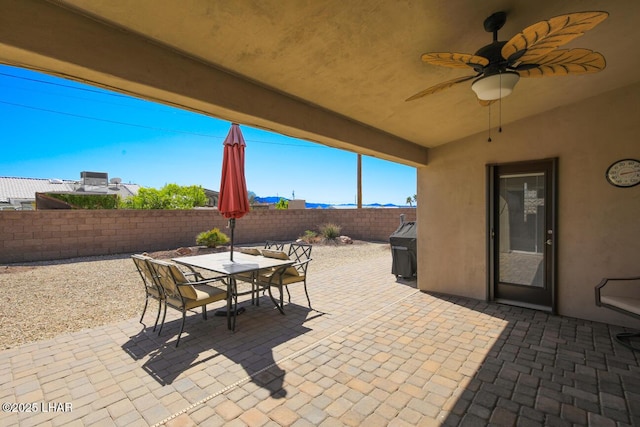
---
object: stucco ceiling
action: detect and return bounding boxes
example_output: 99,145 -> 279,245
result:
5,0 -> 640,154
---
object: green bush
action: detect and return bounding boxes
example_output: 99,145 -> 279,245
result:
275,198 -> 289,210
196,228 -> 230,248
319,223 -> 342,240
120,184 -> 207,209
44,193 -> 119,209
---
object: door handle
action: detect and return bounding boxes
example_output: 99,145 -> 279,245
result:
545,239 -> 552,246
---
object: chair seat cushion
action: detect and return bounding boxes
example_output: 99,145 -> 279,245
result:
257,272 -> 305,286
261,249 -> 289,260
601,295 -> 640,317
241,248 -> 261,255
260,250 -> 299,276
167,284 -> 227,310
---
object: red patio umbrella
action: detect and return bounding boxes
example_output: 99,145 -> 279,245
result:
218,123 -> 250,260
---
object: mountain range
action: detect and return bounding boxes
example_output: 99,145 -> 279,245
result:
254,196 -> 412,209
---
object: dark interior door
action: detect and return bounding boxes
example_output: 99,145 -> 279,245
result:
488,159 -> 557,313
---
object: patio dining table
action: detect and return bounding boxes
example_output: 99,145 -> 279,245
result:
173,251 -> 294,330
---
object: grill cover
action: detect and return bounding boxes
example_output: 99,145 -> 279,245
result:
390,221 -> 417,251
390,221 -> 417,278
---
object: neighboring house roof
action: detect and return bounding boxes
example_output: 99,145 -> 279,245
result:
0,177 -> 77,201
0,177 -> 218,210
107,182 -> 141,198
0,177 -> 140,205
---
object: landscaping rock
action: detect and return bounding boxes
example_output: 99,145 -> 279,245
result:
175,247 -> 193,256
339,235 -> 353,244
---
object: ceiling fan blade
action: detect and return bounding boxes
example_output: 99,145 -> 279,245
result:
478,99 -> 497,107
405,74 -> 477,101
501,11 -> 608,65
421,52 -> 489,70
517,48 -> 606,78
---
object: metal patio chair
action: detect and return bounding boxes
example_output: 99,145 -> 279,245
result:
149,259 -> 228,347
257,242 -> 313,314
237,241 -> 288,304
264,240 -> 286,251
131,254 -> 164,331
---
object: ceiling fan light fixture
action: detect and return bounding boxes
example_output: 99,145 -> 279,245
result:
471,71 -> 520,100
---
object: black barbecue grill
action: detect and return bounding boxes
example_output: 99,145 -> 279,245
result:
390,216 -> 417,279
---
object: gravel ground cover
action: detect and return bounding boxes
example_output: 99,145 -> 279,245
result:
0,241 -> 390,350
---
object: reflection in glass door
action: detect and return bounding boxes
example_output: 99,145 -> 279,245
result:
498,173 -> 545,288
488,159 -> 557,313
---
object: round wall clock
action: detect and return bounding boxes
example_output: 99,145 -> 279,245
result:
605,159 -> 640,188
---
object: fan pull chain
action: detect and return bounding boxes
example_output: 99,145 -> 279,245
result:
499,96 -> 503,133
487,103 -> 492,142
498,73 -> 503,133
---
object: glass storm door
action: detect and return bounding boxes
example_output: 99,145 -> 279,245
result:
488,159 -> 557,313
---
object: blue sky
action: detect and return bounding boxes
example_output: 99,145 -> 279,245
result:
0,65 -> 416,205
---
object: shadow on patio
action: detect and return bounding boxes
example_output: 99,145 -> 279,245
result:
121,300 -> 319,396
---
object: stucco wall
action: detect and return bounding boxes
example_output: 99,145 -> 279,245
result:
0,208 -> 415,263
417,82 -> 640,328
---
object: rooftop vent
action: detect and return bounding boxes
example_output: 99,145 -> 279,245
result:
80,171 -> 108,193
81,171 -> 108,185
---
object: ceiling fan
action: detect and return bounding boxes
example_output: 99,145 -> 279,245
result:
406,11 -> 608,104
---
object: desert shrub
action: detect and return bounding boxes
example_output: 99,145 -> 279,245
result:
319,223 -> 342,240
299,230 -> 318,243
196,228 -> 229,248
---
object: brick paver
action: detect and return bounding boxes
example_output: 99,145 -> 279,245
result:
1,249 -> 639,426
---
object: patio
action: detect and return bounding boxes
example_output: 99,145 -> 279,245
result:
1,245 -> 639,426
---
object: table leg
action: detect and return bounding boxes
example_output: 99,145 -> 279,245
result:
227,277 -> 238,331
251,272 -> 256,305
267,280 -> 285,315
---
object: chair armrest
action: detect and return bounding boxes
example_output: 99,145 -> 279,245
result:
264,264 -> 294,285
183,267 -> 227,283
183,271 -> 201,278
595,276 -> 640,317
180,265 -> 207,280
178,277 -> 226,287
179,264 -> 224,280
595,278 -> 607,306
596,276 -> 640,306
292,258 -> 312,274
263,261 -> 311,284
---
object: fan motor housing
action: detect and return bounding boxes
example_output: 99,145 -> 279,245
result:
474,41 -> 509,73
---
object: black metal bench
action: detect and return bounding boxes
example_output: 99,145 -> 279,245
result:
595,276 -> 640,351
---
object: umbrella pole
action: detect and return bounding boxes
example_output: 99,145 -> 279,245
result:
229,218 -> 235,261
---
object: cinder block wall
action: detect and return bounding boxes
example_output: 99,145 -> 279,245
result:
0,208 -> 416,263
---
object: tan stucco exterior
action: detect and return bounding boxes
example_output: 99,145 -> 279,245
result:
1,1 -> 638,329
418,82 -> 640,328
